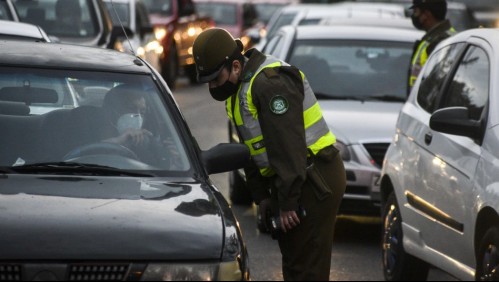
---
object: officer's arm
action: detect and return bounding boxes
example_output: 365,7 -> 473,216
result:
252,66 -> 307,212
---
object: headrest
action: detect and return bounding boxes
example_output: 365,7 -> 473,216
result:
0,101 -> 30,116
0,87 -> 58,104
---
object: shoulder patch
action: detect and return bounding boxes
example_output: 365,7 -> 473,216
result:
269,95 -> 289,115
262,68 -> 278,78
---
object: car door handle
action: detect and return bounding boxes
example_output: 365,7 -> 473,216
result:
424,132 -> 433,145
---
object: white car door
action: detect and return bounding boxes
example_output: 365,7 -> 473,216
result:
410,42 -> 489,265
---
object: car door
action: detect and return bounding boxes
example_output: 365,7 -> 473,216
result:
410,41 -> 489,265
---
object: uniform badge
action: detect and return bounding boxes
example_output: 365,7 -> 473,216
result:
270,95 -> 288,115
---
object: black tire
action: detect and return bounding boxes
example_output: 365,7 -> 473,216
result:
382,193 -> 430,281
476,226 -> 499,281
229,170 -> 253,206
162,44 -> 178,90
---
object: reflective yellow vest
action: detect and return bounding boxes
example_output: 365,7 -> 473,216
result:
226,56 -> 336,177
409,26 -> 456,90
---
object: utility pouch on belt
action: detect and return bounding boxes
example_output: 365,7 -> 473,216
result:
306,149 -> 332,201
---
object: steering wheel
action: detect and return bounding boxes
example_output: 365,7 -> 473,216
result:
63,142 -> 139,161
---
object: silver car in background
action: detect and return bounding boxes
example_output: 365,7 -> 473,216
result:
260,24 -> 423,214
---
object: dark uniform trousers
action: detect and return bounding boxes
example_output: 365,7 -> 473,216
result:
271,145 -> 346,281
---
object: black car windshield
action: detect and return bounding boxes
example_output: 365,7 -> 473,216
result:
0,67 -> 192,175
13,0 -> 99,38
288,39 -> 413,100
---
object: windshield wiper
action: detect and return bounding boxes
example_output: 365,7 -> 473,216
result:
368,95 -> 407,102
315,92 -> 367,102
10,162 -> 154,177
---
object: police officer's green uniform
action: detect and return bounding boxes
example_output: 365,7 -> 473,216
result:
193,28 -> 346,281
408,0 -> 456,93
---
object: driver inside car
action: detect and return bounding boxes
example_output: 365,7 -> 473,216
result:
102,84 -> 179,168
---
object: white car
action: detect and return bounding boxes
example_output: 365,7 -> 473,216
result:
229,24 -> 423,217
380,28 -> 499,280
103,0 -> 162,73
0,19 -> 50,41
255,1 -> 407,50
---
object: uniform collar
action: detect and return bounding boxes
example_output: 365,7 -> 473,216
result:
240,48 -> 267,82
423,19 -> 452,42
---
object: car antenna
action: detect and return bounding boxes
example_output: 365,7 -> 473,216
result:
110,0 -> 136,57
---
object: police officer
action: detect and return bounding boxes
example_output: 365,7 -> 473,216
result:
408,0 -> 455,93
192,27 -> 346,281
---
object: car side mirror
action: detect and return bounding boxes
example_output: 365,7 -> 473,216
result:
201,143 -> 250,175
429,107 -> 485,142
109,26 -> 134,49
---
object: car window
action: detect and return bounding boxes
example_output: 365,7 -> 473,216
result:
441,45 -> 489,120
262,33 -> 283,55
0,67 -> 191,173
254,3 -> 285,25
196,2 -> 237,26
142,0 -> 173,16
14,0 -> 99,38
288,39 -> 414,100
266,12 -> 296,39
417,42 -> 465,113
105,1 -> 130,26
0,1 -> 13,20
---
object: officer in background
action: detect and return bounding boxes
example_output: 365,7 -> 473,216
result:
192,27 -> 346,281
408,0 -> 455,94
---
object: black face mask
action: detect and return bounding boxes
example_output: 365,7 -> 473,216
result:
209,66 -> 240,101
411,14 -> 424,30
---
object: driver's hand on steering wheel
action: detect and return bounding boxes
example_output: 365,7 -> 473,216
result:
109,129 -> 153,147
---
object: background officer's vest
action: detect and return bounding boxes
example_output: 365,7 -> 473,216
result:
409,27 -> 456,90
226,56 -> 336,177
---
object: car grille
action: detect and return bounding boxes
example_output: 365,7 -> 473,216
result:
363,143 -> 390,168
0,263 -> 130,281
68,263 -> 129,281
0,264 -> 21,281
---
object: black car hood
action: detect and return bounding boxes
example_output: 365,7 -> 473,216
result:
0,174 -> 224,260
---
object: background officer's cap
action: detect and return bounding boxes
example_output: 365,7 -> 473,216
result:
192,28 -> 243,83
410,0 -> 446,9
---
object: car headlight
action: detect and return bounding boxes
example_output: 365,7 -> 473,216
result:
334,140 -> 351,161
140,261 -> 242,281
154,27 -> 168,41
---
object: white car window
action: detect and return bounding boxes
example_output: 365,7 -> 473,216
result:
417,43 -> 465,113
442,45 -> 489,120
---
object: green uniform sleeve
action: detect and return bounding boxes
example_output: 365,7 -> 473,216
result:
251,65 -> 307,211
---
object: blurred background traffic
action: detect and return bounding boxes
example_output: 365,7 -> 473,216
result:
0,0 -> 495,90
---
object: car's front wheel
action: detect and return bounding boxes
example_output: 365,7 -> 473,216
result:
476,226 -> 499,281
382,192 -> 429,281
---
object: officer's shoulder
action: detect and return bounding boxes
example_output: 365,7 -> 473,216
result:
262,67 -> 279,78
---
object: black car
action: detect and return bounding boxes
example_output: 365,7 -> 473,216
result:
0,40 -> 250,281
13,0 -> 123,49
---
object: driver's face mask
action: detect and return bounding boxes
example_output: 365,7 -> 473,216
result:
117,113 -> 144,134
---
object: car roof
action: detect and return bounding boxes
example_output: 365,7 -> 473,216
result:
293,24 -> 423,42
320,17 -> 415,30
280,1 -> 406,18
440,27 -> 499,46
0,41 -> 151,72
0,20 -> 49,41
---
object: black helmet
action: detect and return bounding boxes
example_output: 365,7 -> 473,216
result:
192,28 -> 243,83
